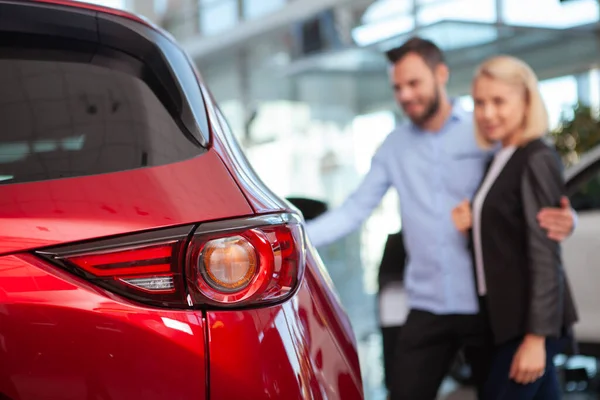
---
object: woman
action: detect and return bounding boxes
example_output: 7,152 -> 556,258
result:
451,55 -> 578,399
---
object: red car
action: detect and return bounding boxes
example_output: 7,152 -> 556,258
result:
0,1 -> 364,399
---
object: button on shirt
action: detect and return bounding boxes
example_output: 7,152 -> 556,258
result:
306,103 -> 493,315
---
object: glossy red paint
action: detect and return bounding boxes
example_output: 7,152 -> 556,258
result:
207,257 -> 363,400
303,249 -> 362,376
0,2 -> 365,399
0,151 -> 253,255
0,253 -> 207,400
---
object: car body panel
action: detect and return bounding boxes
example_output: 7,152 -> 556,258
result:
0,151 -> 253,255
563,149 -> 600,349
207,259 -> 363,400
562,211 -> 600,343
0,253 -> 207,400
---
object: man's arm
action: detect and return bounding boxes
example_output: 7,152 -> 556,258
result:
306,153 -> 392,248
535,143 -> 577,241
537,196 -> 576,241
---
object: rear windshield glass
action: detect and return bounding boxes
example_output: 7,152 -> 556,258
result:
0,59 -> 203,185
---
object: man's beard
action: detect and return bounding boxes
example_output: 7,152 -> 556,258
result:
408,88 -> 441,127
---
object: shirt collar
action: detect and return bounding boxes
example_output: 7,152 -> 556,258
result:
409,97 -> 468,133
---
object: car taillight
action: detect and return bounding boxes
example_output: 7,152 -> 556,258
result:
67,242 -> 179,291
186,220 -> 305,307
36,214 -> 305,309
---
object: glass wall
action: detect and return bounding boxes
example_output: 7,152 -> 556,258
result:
243,0 -> 287,19
417,0 -> 497,25
199,0 -> 239,36
502,0 -> 599,28
353,0 -> 600,48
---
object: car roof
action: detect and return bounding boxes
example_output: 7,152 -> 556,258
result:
565,144 -> 600,181
32,0 -> 154,28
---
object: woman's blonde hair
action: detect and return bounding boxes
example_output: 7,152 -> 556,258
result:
473,55 -> 549,149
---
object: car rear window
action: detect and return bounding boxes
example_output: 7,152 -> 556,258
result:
0,59 -> 203,185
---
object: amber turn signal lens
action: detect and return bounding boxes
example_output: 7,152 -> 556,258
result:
199,236 -> 258,292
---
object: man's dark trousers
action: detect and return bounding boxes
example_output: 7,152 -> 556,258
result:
388,307 -> 493,400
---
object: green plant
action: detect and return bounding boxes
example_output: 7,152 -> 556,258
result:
549,102 -> 600,167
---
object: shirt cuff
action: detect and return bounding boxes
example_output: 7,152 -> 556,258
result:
571,207 -> 578,233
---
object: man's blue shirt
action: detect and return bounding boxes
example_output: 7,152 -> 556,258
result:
306,103 -> 493,315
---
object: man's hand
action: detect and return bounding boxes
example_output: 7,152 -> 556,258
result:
537,196 -> 574,242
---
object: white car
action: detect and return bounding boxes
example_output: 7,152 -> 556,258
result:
563,144 -> 600,357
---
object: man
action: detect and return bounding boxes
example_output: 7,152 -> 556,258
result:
305,37 -> 575,399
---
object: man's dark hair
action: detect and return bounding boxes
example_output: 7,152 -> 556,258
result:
385,37 -> 445,69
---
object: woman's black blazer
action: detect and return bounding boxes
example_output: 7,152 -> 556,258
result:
472,138 -> 578,345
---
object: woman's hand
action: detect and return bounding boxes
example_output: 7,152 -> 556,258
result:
451,199 -> 472,234
510,335 -> 546,384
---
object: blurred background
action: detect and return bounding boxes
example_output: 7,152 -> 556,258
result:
78,0 -> 600,398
